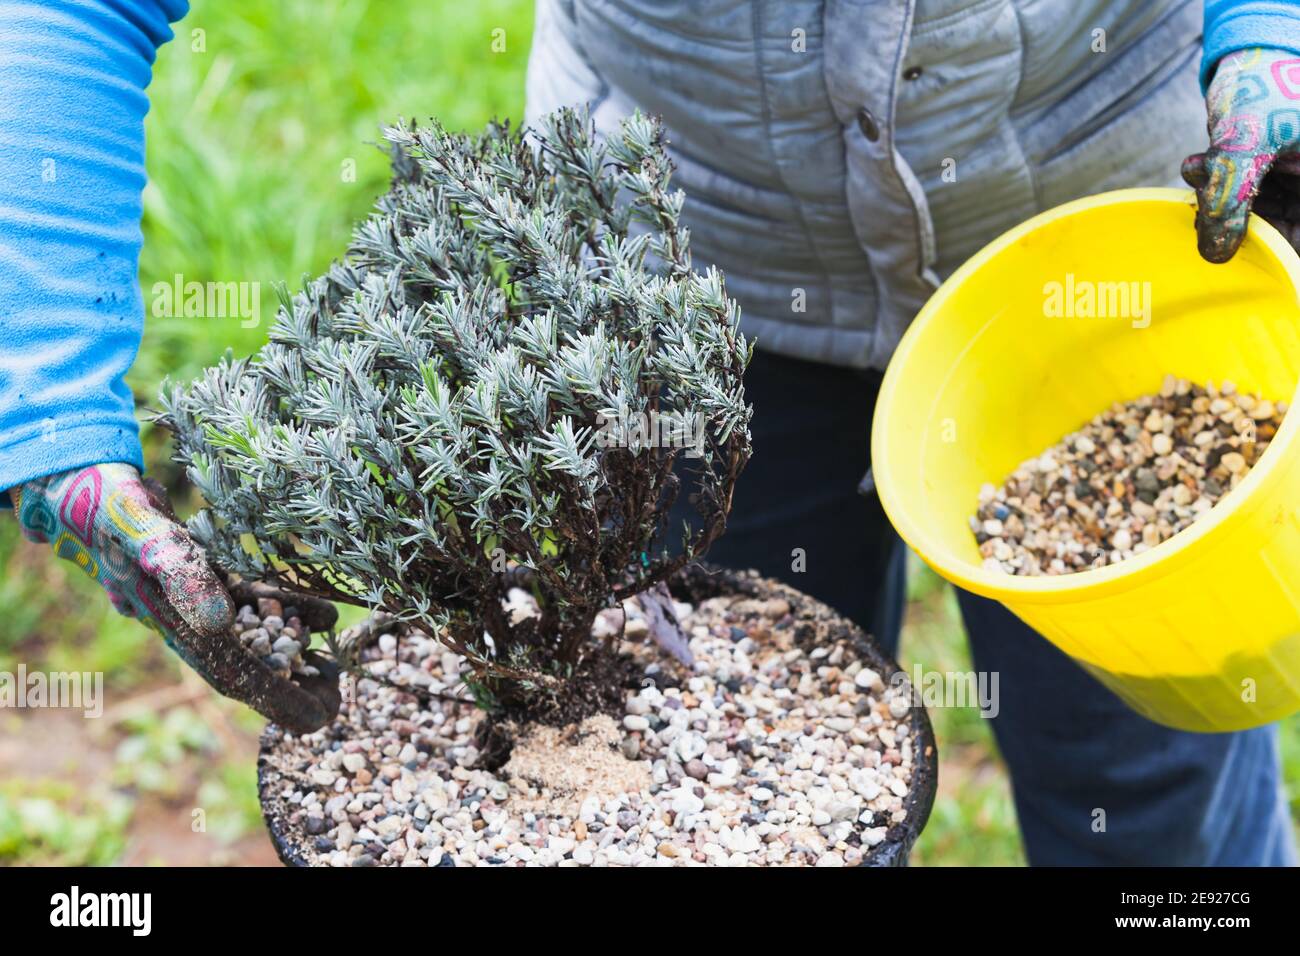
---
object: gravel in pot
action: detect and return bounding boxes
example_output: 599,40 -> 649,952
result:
259,566 -> 936,867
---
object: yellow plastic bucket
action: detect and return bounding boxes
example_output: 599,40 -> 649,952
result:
872,187 -> 1300,732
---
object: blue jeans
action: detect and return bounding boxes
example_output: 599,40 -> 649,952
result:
686,348 -> 1296,866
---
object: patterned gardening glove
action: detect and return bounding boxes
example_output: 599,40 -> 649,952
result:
11,463 -> 341,732
1183,47 -> 1300,263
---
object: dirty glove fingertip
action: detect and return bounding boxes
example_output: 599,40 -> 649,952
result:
1181,153 -> 1209,189
1196,215 -> 1246,263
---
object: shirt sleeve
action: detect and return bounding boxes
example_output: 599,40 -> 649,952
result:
0,0 -> 188,502
1202,0 -> 1300,91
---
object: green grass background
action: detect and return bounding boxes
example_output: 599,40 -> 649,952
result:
0,0 -> 1295,865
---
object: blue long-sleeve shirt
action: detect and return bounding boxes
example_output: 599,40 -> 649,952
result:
1,0 -> 1298,500
0,0 -> 186,501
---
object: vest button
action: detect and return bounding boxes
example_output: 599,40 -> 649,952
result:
903,65 -> 924,81
856,107 -> 880,142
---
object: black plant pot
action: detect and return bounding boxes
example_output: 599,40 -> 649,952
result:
259,564 -> 937,867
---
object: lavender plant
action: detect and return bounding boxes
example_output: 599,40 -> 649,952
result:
160,109 -> 752,710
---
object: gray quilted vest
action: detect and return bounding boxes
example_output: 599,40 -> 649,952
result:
525,0 -> 1205,369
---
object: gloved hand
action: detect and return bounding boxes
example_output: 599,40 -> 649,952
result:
11,462 -> 340,732
1183,47 -> 1300,263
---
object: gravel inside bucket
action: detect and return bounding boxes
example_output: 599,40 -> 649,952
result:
974,376 -> 1287,575
261,592 -> 918,867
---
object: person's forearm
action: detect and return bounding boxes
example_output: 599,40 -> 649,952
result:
0,0 -> 188,501
1202,0 -> 1300,90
